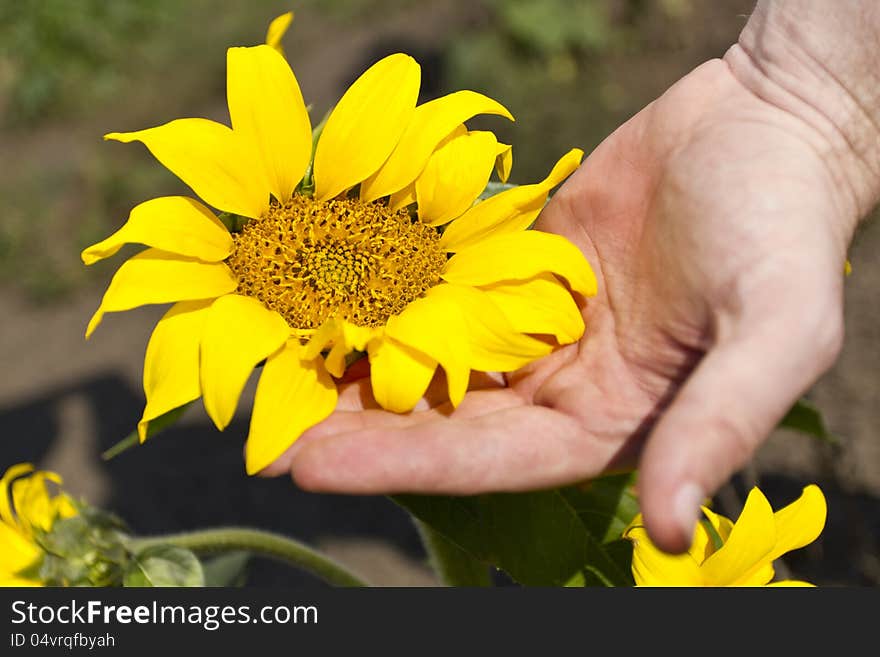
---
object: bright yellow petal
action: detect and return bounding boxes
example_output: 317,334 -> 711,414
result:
81,196 -> 232,266
227,45 -> 312,203
341,322 -> 378,352
246,340 -> 337,475
389,183 -> 416,211
12,471 -> 60,533
479,274 -> 584,344
0,463 -> 34,527
495,142 -> 513,183
139,300 -> 212,441
368,336 -> 437,413
314,54 -> 420,201
265,11 -> 294,53
360,90 -> 514,202
431,284 -> 553,372
766,580 -> 815,587
384,285 -> 471,406
626,525 -> 704,586
52,494 -> 77,522
688,506 -> 735,564
766,485 -> 827,564
701,488 -> 777,585
442,230 -> 597,297
200,294 -> 289,431
86,249 -> 238,339
105,118 -> 267,218
440,148 -> 583,251
0,523 -> 41,576
416,130 -> 499,226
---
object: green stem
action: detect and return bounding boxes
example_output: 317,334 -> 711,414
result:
415,520 -> 493,587
132,528 -> 367,587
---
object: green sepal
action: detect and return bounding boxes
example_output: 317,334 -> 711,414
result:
479,181 -> 518,200
297,107 -> 332,197
123,545 -> 204,587
218,212 -> 251,233
102,401 -> 194,462
36,506 -> 130,586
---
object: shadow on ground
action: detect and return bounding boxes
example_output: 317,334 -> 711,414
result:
0,372 -> 432,587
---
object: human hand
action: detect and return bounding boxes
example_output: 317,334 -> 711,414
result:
264,37 -> 877,553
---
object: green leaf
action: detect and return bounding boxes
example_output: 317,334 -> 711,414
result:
564,540 -> 634,587
202,551 -> 250,587
393,488 -> 632,587
124,545 -> 204,587
101,402 -> 193,461
779,398 -> 837,445
559,473 -> 639,543
415,520 -> 492,587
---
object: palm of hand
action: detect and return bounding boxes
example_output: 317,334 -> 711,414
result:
274,60 -> 848,551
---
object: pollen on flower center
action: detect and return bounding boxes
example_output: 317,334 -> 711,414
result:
225,195 -> 446,330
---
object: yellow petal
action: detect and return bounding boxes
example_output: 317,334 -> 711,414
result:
431,284 -> 553,372
389,183 -> 416,211
314,54 -> 420,201
766,580 -> 815,587
442,230 -> 597,296
495,142 -> 513,183
139,300 -> 212,441
0,522 -> 41,576
265,11 -> 294,53
368,336 -> 437,413
689,506 -> 735,565
341,322 -> 378,352
81,196 -> 232,266
200,295 -> 290,431
440,148 -> 583,251
626,525 -> 704,586
302,319 -> 342,362
766,485 -> 827,564
385,285 -> 471,406
86,249 -> 238,339
246,340 -> 337,474
360,90 -> 514,202
227,45 -> 312,203
12,471 -> 60,533
105,118 -> 267,218
701,488 -> 777,585
416,130 -> 499,226
479,274 -> 584,344
0,463 -> 34,527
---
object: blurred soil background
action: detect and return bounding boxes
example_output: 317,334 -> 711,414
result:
0,0 -> 877,586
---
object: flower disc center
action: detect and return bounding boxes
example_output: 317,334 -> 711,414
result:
226,195 -> 446,330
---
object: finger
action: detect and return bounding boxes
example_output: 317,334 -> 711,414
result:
637,298 -> 843,553
289,397 -> 631,494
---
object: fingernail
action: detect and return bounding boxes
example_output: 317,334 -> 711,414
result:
673,482 -> 704,541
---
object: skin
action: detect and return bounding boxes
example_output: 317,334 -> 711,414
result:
263,2 -> 880,553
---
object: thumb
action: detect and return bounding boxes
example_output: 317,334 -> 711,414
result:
636,289 -> 843,553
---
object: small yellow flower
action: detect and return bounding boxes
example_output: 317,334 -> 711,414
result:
82,15 -> 595,475
624,485 -> 826,586
1,464 -> 78,587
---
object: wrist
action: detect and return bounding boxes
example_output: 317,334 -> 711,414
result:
724,0 -> 880,236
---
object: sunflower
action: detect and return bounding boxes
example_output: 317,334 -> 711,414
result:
83,15 -> 596,475
1,464 -> 78,587
624,485 -> 826,586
